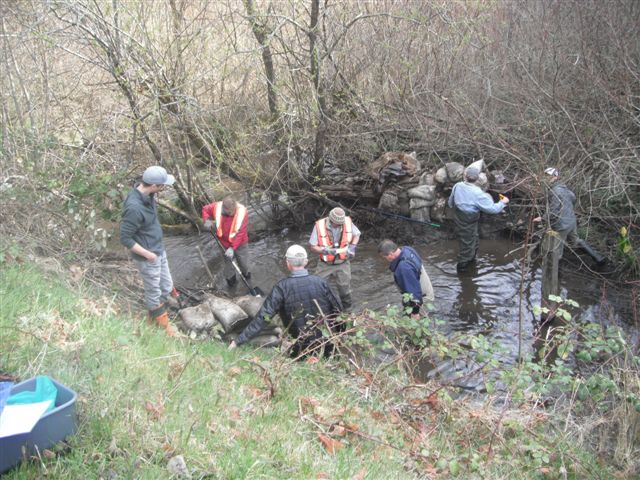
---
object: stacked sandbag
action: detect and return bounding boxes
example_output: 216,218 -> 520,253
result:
407,184 -> 436,222
179,302 -> 217,332
234,294 -> 283,347
205,295 -> 250,333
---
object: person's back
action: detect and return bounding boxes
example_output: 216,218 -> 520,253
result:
549,183 -> 576,232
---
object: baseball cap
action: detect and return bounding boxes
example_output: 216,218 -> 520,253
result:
285,244 -> 308,260
465,166 -> 480,182
142,166 -> 175,185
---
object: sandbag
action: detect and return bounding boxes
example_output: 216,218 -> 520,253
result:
477,172 -> 489,192
467,159 -> 486,173
445,162 -> 464,183
434,167 -> 448,184
234,295 -> 265,318
430,197 -> 448,222
419,172 -> 435,186
179,303 -> 217,331
205,295 -> 249,333
407,184 -> 436,201
411,207 -> 431,223
378,190 -> 399,211
410,197 -> 436,210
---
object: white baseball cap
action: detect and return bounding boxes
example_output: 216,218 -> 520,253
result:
285,244 -> 307,260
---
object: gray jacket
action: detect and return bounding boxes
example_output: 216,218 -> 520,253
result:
120,187 -> 165,261
549,183 -> 576,232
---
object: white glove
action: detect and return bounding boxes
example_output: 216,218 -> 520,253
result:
322,247 -> 337,256
203,219 -> 215,230
225,247 -> 235,259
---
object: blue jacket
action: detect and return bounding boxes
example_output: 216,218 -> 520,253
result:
448,181 -> 505,214
389,246 -> 423,305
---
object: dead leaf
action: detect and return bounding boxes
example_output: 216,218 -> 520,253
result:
316,473 -> 329,479
351,468 -> 367,480
144,400 -> 165,420
43,449 -> 55,459
306,356 -> 320,364
228,366 -> 242,376
229,407 -> 242,420
318,433 -> 344,455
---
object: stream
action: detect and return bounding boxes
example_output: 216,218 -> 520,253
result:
165,224 -> 635,376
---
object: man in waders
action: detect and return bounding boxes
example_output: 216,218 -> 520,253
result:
534,168 -> 606,265
229,245 -> 343,358
120,166 -> 180,336
448,166 -> 509,272
202,196 -> 251,288
308,207 -> 361,309
378,239 -> 434,316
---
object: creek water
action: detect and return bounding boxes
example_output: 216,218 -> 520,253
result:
165,225 -> 635,371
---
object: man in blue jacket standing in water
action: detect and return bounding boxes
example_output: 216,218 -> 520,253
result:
448,166 -> 509,272
379,239 -> 434,316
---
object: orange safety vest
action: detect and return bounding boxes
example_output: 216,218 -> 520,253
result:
316,216 -> 353,263
214,201 -> 247,240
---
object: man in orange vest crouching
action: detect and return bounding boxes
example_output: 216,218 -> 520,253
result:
202,196 -> 251,288
308,207 -> 361,309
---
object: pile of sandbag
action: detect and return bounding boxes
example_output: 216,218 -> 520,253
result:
407,159 -> 493,222
179,294 -> 282,347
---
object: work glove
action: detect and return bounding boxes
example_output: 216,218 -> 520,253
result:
225,247 -> 235,259
322,247 -> 337,256
203,219 -> 215,230
347,244 -> 357,259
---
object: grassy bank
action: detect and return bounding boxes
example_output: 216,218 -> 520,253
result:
0,260 -> 630,479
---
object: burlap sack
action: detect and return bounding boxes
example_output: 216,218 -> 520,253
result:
205,295 -> 249,333
234,295 -> 265,318
179,303 -> 217,331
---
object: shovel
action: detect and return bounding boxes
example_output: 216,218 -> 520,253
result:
208,230 -> 264,297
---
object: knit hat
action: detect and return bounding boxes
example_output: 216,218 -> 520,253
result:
142,166 -> 175,185
544,167 -> 559,177
464,166 -> 480,182
328,207 -> 346,225
285,244 -> 307,260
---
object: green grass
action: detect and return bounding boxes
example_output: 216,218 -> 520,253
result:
0,263 -> 411,479
1,262 -> 624,479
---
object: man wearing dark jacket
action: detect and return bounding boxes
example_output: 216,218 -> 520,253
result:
535,168 -> 606,264
120,166 -> 179,336
229,244 -> 343,358
378,239 -> 434,315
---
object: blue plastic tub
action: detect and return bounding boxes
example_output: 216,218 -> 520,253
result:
0,377 -> 77,474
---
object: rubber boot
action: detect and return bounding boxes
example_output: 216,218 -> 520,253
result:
577,240 -> 606,265
149,305 -> 177,337
226,276 -> 237,287
340,292 -> 352,310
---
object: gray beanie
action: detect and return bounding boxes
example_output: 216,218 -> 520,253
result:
464,167 -> 480,182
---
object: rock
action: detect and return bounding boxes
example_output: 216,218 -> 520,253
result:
434,167 -> 448,184
409,197 -> 436,210
430,197 -> 448,222
407,184 -> 436,201
179,303 -> 217,331
445,162 -> 464,183
205,295 -> 250,333
234,295 -> 265,318
167,455 -> 191,479
467,159 -> 486,173
419,172 -> 435,186
477,172 -> 489,191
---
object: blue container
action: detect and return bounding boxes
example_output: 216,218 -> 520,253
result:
0,377 -> 77,474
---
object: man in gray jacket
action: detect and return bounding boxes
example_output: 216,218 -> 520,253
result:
535,168 -> 606,265
120,166 -> 179,336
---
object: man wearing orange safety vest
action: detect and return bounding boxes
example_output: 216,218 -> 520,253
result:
202,197 -> 250,287
308,207 -> 361,309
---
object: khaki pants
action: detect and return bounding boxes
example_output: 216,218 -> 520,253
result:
420,265 -> 435,303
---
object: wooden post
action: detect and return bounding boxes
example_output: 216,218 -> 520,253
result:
541,229 -> 562,312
